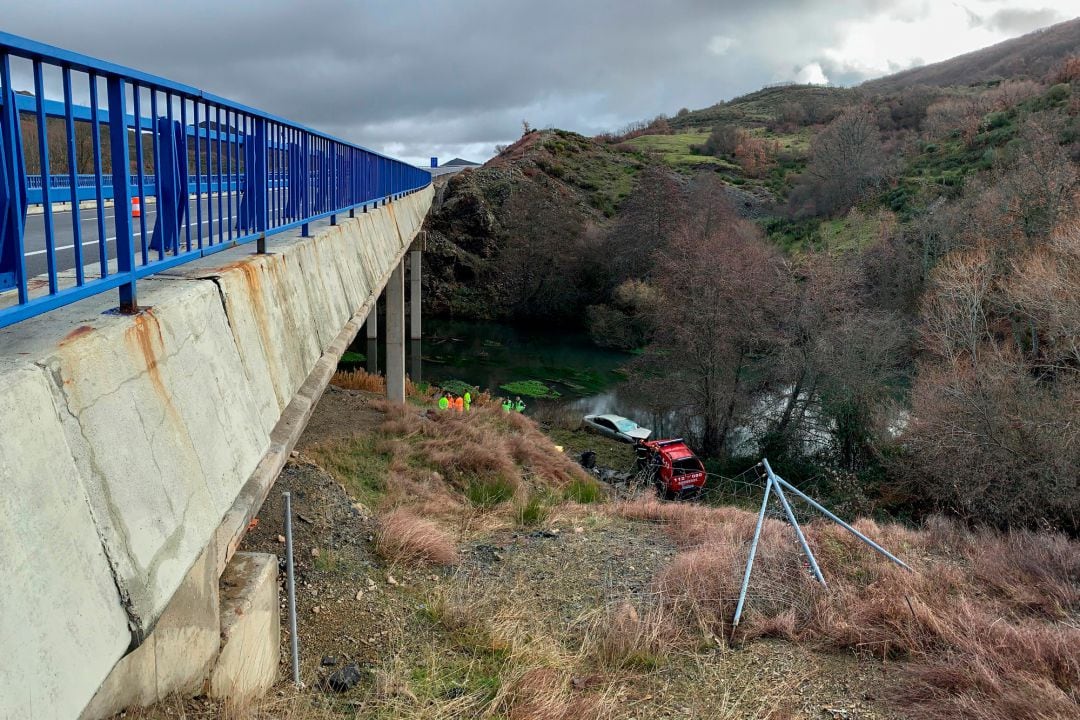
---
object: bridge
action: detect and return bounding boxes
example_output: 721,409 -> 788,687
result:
0,31 -> 434,718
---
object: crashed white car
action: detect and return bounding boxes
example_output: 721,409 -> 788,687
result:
582,414 -> 652,444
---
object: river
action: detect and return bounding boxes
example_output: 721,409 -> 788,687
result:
351,317 -> 669,426
350,317 -> 831,453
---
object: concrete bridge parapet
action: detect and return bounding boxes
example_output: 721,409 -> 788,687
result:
0,185 -> 433,718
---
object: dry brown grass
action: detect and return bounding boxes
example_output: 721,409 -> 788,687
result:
109,690 -> 342,720
414,583 -> 621,720
332,367 -> 386,393
529,403 -> 584,431
331,368 -> 434,401
376,507 -> 459,566
580,600 -> 686,672
613,498 -> 1080,719
370,401 -> 591,509
494,667 -> 617,720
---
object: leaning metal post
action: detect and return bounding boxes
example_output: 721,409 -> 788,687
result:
773,474 -> 913,571
733,472 -> 772,629
770,477 -> 828,588
763,458 -> 827,587
283,491 -> 301,685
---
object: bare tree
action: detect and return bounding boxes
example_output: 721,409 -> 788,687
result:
636,201 -> 788,456
767,253 -> 909,469
802,107 -> 886,215
599,165 -> 685,284
902,230 -> 1080,532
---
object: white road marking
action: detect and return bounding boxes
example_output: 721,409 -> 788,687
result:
23,216 -> 239,257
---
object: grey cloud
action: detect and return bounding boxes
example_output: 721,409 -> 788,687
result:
0,1 -> 1062,165
984,7 -> 1063,33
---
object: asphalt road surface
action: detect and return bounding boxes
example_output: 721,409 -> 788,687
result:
21,192 -> 241,279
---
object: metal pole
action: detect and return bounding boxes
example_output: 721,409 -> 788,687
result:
773,474 -> 913,571
733,474 -> 772,629
283,491 -> 301,685
770,480 -> 827,588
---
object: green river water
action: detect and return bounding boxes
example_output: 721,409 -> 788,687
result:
350,317 -> 657,421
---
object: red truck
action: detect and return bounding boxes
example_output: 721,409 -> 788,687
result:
636,438 -> 707,500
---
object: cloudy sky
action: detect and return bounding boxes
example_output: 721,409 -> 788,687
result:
4,1 -> 1076,165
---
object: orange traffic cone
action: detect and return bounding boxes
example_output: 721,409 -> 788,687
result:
132,197 -> 141,218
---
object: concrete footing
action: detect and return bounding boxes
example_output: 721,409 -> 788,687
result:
210,553 -> 280,703
82,547 -> 281,719
82,539 -> 222,719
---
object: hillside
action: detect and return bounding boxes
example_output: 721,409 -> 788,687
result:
668,84 -> 857,132
421,129 -> 654,320
862,16 -> 1080,93
133,380 -> 1080,720
418,19 -> 1080,541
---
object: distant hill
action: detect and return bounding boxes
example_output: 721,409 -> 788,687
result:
861,16 -> 1080,94
669,84 -> 855,131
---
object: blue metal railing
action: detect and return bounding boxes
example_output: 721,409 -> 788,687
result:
0,31 -> 430,328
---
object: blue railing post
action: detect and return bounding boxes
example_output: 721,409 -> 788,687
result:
284,140 -> 303,221
106,77 -> 137,313
301,133 -> 310,237
61,68 -> 84,286
32,61 -> 58,294
329,143 -> 337,226
252,116 -> 268,253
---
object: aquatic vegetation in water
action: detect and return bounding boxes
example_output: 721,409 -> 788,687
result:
500,380 -> 561,399
438,379 -> 479,396
340,351 -> 366,364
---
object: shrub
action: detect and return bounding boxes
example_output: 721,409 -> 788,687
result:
376,508 -> 458,566
702,124 -> 741,157
1049,55 -> 1080,85
339,350 -> 365,365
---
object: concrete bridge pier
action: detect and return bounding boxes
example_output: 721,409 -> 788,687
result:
385,259 -> 406,403
410,248 -> 422,341
366,300 -> 378,340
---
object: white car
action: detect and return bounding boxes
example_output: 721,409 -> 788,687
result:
582,414 -> 652,444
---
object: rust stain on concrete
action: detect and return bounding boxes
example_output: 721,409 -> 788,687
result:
122,310 -> 179,425
60,325 -> 95,345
